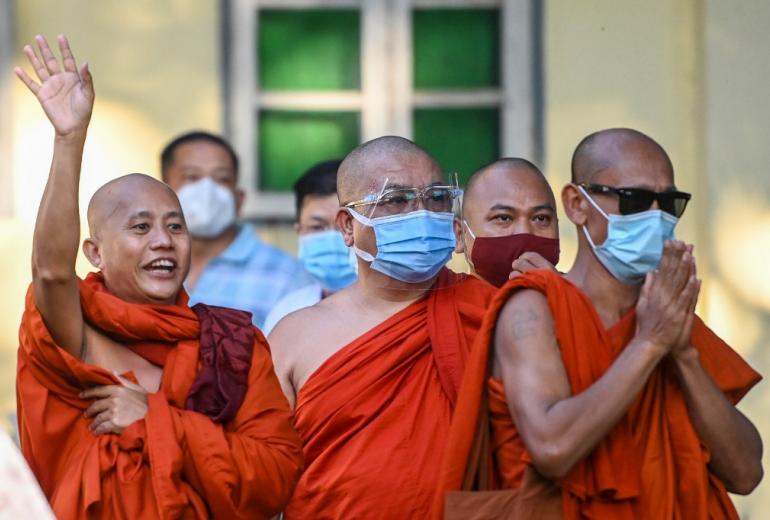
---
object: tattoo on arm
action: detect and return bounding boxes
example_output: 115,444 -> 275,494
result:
509,308 -> 541,341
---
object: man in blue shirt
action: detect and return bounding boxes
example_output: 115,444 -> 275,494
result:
263,160 -> 358,334
161,131 -> 315,328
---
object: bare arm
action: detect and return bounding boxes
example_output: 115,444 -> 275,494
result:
664,256 -> 763,494
495,291 -> 668,478
16,35 -> 94,357
497,241 -> 698,478
672,350 -> 763,494
267,316 -> 300,409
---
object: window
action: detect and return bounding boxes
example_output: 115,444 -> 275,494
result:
228,0 -> 539,219
0,0 -> 14,218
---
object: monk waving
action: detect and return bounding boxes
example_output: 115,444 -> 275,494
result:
15,35 -> 302,519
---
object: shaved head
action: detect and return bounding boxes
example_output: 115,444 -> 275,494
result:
82,172 -> 190,305
571,128 -> 673,185
337,136 -> 442,204
87,173 -> 179,237
463,158 -> 554,215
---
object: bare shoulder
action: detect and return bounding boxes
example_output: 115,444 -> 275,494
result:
268,287 -> 370,399
497,289 -> 553,340
494,288 -> 557,366
268,291 -> 348,375
269,302 -> 331,358
493,288 -> 569,404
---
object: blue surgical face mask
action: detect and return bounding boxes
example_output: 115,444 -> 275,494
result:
298,230 -> 358,292
579,186 -> 678,285
347,208 -> 456,283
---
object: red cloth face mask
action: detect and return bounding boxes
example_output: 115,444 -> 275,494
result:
467,225 -> 560,287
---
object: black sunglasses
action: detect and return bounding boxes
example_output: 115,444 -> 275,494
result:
579,183 -> 691,218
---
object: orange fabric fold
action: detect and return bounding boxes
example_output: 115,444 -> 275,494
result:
284,269 -> 494,519
436,270 -> 761,519
17,275 -> 303,519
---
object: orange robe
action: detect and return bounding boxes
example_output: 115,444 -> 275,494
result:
438,270 -> 761,519
17,273 -> 303,519
284,269 -> 494,519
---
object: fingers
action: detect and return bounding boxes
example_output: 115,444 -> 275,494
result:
637,271 -> 653,310
655,241 -> 675,277
90,415 -> 121,435
79,62 -> 94,98
519,252 -> 552,269
671,250 -> 691,295
510,257 -> 535,274
661,241 -> 689,295
84,397 -> 112,418
23,44 -> 49,83
683,273 -> 701,315
80,385 -> 119,400
14,66 -> 40,94
114,373 -> 146,394
58,34 -> 78,73
89,409 -> 111,431
35,34 -> 61,76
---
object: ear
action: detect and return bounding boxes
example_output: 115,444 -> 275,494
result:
335,208 -> 355,247
234,187 -> 246,215
453,218 -> 465,254
562,183 -> 589,226
82,238 -> 103,269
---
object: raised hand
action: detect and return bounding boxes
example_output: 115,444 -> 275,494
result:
635,241 -> 698,355
14,35 -> 94,137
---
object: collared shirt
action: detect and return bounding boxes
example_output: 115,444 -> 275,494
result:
187,224 -> 316,329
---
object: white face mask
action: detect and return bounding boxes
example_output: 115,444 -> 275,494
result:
177,177 -> 236,239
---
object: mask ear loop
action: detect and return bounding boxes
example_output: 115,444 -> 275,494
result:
577,185 -> 610,220
576,185 -> 607,248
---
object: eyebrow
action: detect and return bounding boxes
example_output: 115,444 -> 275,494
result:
488,203 -> 555,212
383,181 -> 443,190
128,210 -> 184,220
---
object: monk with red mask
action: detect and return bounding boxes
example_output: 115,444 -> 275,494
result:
15,35 -> 302,519
454,158 -> 560,287
438,129 -> 762,519
269,136 -> 495,518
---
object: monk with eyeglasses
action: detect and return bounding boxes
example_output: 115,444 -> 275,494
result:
437,128 -> 762,519
269,136 -> 495,518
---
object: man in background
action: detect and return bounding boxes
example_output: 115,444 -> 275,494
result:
161,131 -> 315,328
262,159 -> 357,334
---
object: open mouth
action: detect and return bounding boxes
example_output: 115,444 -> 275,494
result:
144,258 -> 177,277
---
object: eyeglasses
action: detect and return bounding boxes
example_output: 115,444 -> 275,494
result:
345,185 -> 462,218
579,182 -> 691,218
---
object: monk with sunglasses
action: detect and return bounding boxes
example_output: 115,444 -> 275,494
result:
437,128 -> 762,519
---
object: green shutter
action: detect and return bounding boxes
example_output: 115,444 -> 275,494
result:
258,110 -> 360,191
413,108 -> 499,185
413,9 -> 499,89
258,9 -> 361,90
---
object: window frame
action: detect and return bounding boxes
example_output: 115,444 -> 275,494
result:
0,0 -> 14,218
227,0 -> 538,220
